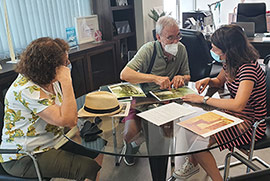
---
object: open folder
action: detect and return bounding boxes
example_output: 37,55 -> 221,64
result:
178,110 -> 244,138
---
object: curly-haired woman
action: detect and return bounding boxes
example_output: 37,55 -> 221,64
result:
1,37 -> 101,181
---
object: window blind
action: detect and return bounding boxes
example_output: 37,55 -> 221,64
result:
0,0 -> 92,59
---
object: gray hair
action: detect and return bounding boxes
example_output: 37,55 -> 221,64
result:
156,16 -> 179,35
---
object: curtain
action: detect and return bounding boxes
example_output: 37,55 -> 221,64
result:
0,0 -> 92,59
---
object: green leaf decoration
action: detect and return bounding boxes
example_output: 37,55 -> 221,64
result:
27,125 -> 36,136
38,99 -> 53,106
57,93 -> 63,103
45,124 -> 62,136
27,85 -> 40,94
148,9 -> 172,22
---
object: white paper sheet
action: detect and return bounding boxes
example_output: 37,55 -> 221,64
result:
137,102 -> 196,126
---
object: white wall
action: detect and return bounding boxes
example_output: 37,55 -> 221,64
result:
135,0 -> 163,48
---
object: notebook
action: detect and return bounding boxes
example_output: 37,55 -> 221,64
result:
232,22 -> 255,37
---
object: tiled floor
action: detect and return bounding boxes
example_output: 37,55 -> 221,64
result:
98,147 -> 270,181
52,147 -> 270,181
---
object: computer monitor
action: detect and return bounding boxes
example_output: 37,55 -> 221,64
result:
232,22 -> 255,37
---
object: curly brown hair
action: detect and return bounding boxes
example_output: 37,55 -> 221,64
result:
16,37 -> 69,85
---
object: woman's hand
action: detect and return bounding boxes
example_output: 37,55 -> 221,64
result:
182,94 -> 204,103
55,66 -> 72,84
195,77 -> 211,94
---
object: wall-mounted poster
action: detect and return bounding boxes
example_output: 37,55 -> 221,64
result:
75,15 -> 99,44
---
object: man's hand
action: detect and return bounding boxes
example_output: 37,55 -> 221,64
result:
154,75 -> 171,90
170,75 -> 185,89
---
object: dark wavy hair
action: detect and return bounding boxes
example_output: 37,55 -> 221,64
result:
16,37 -> 69,85
211,24 -> 259,79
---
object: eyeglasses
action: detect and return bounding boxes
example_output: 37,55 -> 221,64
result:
163,33 -> 182,41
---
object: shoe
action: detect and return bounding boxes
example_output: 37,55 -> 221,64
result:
173,157 -> 200,179
123,140 -> 140,166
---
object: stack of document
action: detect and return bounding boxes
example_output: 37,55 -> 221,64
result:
137,102 -> 195,126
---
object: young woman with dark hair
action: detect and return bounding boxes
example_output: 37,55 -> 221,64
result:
173,24 -> 267,181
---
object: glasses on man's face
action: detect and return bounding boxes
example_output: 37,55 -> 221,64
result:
164,33 -> 182,41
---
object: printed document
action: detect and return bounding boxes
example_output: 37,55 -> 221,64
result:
137,102 -> 195,126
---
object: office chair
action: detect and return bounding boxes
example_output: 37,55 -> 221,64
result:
0,102 -> 43,181
228,169 -> 270,181
237,3 -> 267,33
223,55 -> 270,180
180,29 -> 222,81
227,155 -> 270,181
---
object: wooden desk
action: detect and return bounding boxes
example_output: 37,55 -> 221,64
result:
204,33 -> 270,59
248,37 -> 270,58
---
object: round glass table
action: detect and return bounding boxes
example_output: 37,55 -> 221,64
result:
69,84 -> 245,181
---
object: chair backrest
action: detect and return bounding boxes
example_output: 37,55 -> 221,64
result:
180,28 -> 213,81
237,3 -> 267,33
0,103 -> 4,142
228,167 -> 270,181
0,95 -> 38,180
264,55 -> 270,116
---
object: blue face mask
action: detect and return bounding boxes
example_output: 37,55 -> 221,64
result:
210,50 -> 225,63
67,63 -> 72,71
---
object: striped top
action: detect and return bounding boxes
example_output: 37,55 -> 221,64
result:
225,61 -> 267,121
215,61 -> 267,150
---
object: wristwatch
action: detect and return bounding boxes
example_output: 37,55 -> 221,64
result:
203,96 -> 210,104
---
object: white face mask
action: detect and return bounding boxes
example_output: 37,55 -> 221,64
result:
164,43 -> 178,56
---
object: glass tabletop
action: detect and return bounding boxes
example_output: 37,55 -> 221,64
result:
69,83 -> 244,158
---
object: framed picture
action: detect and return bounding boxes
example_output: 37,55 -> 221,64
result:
116,0 -> 128,6
114,21 -> 131,34
75,15 -> 99,44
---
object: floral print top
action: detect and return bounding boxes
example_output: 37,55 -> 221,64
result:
0,74 -> 64,162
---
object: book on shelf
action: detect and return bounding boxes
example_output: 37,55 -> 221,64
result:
66,27 -> 78,47
177,110 -> 244,138
149,86 -> 196,101
108,82 -> 146,99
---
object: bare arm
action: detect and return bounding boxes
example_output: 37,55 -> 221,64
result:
195,69 -> 226,94
120,66 -> 171,90
37,66 -> 77,128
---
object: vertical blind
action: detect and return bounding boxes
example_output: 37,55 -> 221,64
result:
0,0 -> 92,59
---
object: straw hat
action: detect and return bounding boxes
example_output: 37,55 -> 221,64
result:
78,91 -> 122,117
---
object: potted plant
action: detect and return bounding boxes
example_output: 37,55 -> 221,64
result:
148,9 -> 171,40
148,8 -> 167,22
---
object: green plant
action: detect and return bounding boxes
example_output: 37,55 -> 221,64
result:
148,9 -> 171,22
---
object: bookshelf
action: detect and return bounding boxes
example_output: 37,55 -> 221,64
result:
93,0 -> 137,77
